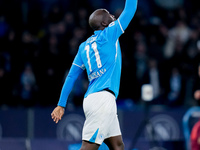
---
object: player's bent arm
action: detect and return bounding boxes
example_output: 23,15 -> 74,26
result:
118,0 -> 138,31
57,64 -> 84,107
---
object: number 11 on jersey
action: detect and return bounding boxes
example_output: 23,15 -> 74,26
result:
85,42 -> 102,72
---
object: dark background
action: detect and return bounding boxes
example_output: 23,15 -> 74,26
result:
0,0 -> 200,149
0,0 -> 200,108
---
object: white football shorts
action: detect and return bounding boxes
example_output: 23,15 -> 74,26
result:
82,90 -> 121,145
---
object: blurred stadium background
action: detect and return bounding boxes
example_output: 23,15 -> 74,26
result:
0,0 -> 200,149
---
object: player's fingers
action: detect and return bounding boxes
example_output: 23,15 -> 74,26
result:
52,113 -> 59,122
52,115 -> 56,120
52,114 -> 60,123
51,113 -> 54,118
54,117 -> 58,122
51,112 -> 56,119
55,118 -> 59,123
51,110 -> 63,123
51,112 -> 56,118
52,111 -> 59,117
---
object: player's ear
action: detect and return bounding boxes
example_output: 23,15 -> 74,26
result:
101,21 -> 108,27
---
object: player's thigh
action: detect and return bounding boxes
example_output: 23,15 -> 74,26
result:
80,140 -> 99,150
104,135 -> 124,150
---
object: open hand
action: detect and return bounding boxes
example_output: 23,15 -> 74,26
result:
51,106 -> 65,123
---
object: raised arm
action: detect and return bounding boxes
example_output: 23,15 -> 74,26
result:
118,0 -> 138,31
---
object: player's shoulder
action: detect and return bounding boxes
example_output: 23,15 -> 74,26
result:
105,19 -> 124,36
104,19 -> 120,34
79,41 -> 87,50
107,20 -> 119,28
108,21 -> 116,28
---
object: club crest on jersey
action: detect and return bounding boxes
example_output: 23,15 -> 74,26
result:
109,22 -> 115,27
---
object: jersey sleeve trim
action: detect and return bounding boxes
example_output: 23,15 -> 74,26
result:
115,40 -> 118,60
118,19 -> 124,33
73,63 -> 85,70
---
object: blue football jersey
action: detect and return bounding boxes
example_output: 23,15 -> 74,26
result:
73,19 -> 124,98
57,0 -> 137,107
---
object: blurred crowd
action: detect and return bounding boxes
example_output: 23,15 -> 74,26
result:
0,0 -> 200,108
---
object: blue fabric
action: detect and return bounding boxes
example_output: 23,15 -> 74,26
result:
74,26 -> 122,98
73,0 -> 137,98
57,0 -> 138,107
89,128 -> 99,143
68,142 -> 109,150
57,64 -> 84,107
118,0 -> 137,30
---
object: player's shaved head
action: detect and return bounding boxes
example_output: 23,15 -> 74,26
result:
89,9 -> 115,31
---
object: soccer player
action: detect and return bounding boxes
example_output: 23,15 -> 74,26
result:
51,0 -> 138,149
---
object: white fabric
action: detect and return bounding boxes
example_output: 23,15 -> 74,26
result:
82,91 -> 121,144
